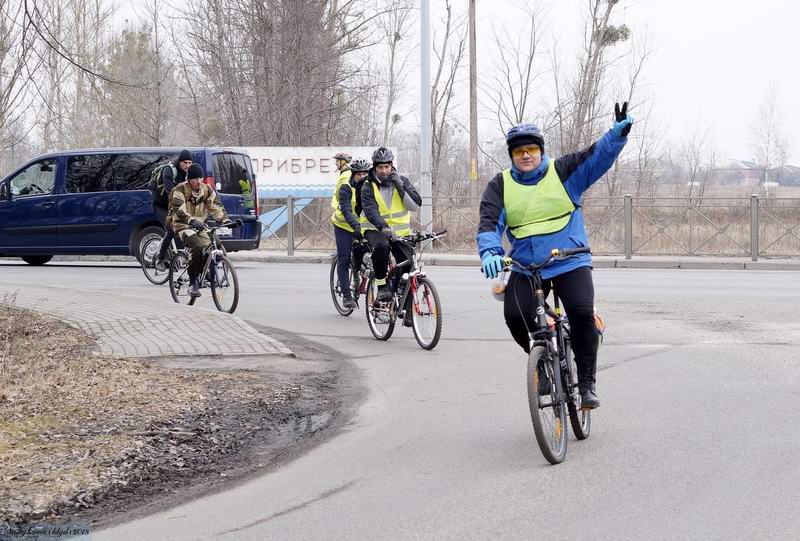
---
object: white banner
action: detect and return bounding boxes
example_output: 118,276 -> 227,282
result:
235,147 -> 386,187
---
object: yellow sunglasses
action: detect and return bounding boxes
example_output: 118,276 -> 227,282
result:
511,145 -> 541,159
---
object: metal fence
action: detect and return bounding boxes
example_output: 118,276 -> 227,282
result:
256,194 -> 800,260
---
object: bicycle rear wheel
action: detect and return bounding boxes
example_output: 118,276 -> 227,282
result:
410,276 -> 442,350
330,256 -> 355,317
210,255 -> 239,313
169,251 -> 195,306
365,276 -> 394,340
564,336 -> 591,439
528,345 -> 567,464
139,234 -> 170,285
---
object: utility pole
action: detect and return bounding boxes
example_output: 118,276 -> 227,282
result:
469,0 -> 478,187
420,0 -> 432,231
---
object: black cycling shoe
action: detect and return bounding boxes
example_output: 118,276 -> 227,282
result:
579,386 -> 600,409
343,297 -> 357,309
188,279 -> 202,298
376,285 -> 393,302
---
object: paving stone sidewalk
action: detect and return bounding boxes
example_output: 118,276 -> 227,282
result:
0,280 -> 292,359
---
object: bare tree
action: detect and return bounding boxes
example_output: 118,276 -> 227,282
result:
0,0 -> 37,162
562,0 -> 629,154
430,0 -> 467,185
668,125 -> 716,199
483,5 -> 544,135
751,84 -> 790,184
378,0 -> 415,146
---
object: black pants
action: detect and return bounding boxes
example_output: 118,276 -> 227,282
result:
364,230 -> 414,286
334,226 -> 354,299
504,266 -> 598,387
152,204 -> 180,259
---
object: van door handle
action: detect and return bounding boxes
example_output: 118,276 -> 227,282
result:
40,201 -> 55,208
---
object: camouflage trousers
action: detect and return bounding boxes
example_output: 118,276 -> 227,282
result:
179,230 -> 210,281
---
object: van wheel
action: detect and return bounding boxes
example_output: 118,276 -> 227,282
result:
133,226 -> 164,262
21,255 -> 53,266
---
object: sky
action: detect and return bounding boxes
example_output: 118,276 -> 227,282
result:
114,0 -> 798,164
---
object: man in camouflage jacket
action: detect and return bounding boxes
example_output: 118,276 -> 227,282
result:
167,163 -> 229,297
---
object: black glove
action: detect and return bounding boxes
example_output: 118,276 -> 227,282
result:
613,101 -> 633,137
189,218 -> 205,231
353,225 -> 363,241
389,171 -> 403,189
381,227 -> 397,242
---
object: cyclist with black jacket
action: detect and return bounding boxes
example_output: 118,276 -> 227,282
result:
152,150 -> 192,270
360,147 -> 422,324
332,158 -> 371,309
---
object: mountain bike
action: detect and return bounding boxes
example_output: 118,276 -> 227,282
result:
139,232 -> 183,286
168,221 -> 242,313
366,230 -> 446,350
501,247 -> 592,464
330,238 -> 372,316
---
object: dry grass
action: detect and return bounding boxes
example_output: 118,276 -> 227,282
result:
0,302 -> 280,522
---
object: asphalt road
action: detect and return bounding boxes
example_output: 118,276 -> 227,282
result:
3,260 -> 799,539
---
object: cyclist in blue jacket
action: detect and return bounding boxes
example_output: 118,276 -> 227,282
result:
477,102 -> 633,408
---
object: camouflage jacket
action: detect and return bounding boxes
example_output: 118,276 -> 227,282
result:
167,182 -> 228,235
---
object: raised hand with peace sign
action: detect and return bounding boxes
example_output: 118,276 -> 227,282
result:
613,101 -> 633,137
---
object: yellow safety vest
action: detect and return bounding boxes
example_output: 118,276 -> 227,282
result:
360,183 -> 411,236
330,169 -> 355,232
503,162 -> 576,237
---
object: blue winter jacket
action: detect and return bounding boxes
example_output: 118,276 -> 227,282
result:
476,129 -> 627,279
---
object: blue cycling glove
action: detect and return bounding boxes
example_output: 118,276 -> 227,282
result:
481,253 -> 504,279
612,101 -> 633,137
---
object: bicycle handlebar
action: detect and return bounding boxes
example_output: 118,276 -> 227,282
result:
479,246 -> 592,274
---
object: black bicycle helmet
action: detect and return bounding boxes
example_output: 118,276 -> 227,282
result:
371,147 -> 394,165
505,123 -> 545,156
350,158 -> 370,172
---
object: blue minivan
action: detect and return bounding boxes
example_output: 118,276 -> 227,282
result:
0,147 -> 261,265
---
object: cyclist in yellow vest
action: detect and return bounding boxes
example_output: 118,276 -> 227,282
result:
477,102 -> 633,408
360,147 -> 422,315
331,158 -> 370,309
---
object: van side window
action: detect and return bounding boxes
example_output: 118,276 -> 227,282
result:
66,153 -> 174,193
213,153 -> 253,195
9,159 -> 57,197
67,154 -> 116,193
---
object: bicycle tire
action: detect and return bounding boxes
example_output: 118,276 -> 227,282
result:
365,275 -> 394,340
330,256 -> 355,317
528,345 -> 568,464
169,251 -> 196,306
410,276 -> 443,350
565,336 -> 591,439
210,255 -> 239,314
140,234 -> 170,286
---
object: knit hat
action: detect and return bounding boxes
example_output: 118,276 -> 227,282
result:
178,149 -> 193,162
187,163 -> 204,180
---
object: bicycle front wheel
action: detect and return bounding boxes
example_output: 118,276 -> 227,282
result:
330,256 -> 355,317
210,255 -> 239,313
410,276 -> 442,350
528,345 -> 567,464
365,276 -> 394,340
139,233 -> 170,285
169,251 -> 195,306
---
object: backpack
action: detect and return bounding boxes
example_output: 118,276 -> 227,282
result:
148,162 -> 177,204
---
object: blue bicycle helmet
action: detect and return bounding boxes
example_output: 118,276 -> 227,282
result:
505,123 -> 544,157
